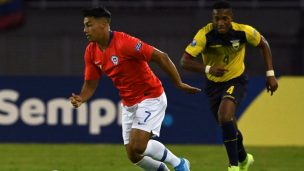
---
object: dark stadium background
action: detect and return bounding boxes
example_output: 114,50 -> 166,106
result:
1,0 -> 303,76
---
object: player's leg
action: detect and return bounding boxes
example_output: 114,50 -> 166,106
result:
219,75 -> 249,170
236,124 -> 254,171
218,98 -> 239,168
126,128 -> 170,171
205,80 -> 239,169
126,129 -> 189,171
122,104 -> 169,171
133,92 -> 189,171
143,139 -> 190,171
236,129 -> 247,162
230,76 -> 254,171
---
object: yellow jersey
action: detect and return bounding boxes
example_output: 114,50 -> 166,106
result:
185,22 -> 261,82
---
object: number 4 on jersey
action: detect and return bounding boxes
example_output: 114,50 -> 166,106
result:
226,86 -> 235,94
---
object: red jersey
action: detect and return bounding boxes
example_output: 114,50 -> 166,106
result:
84,31 -> 164,106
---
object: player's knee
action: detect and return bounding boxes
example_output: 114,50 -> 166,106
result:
129,141 -> 146,155
127,152 -> 141,163
126,144 -> 146,163
218,98 -> 236,124
218,112 -> 234,124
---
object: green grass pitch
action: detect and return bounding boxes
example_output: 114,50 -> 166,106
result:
0,144 -> 303,171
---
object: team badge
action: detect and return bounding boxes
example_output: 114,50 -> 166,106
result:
135,42 -> 142,51
111,55 -> 119,65
191,40 -> 197,46
230,39 -> 240,50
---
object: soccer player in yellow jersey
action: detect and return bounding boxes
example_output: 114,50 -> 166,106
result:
180,1 -> 278,171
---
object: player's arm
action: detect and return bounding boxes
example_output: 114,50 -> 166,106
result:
151,48 -> 201,94
180,52 -> 204,73
71,44 -> 102,108
70,79 -> 99,108
257,35 -> 278,95
180,53 -> 228,77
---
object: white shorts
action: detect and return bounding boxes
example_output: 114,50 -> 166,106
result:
121,92 -> 167,145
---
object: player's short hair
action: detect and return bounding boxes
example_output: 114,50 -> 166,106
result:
212,0 -> 232,10
82,7 -> 111,22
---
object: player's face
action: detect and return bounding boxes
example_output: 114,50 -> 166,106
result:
212,9 -> 233,34
83,17 -> 105,42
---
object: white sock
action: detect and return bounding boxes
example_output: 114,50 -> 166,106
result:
135,156 -> 169,171
143,139 -> 181,167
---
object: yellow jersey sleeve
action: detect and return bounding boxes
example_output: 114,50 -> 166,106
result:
185,24 -> 212,58
243,25 -> 261,47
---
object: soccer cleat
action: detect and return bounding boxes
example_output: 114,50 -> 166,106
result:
239,153 -> 254,171
228,166 -> 240,171
174,158 -> 190,171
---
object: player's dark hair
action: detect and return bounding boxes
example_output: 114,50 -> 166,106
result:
82,7 -> 111,22
212,0 -> 232,10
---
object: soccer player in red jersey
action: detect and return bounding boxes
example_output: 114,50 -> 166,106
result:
70,7 -> 200,171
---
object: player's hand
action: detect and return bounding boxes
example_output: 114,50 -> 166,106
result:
266,76 -> 278,96
209,66 -> 228,77
69,93 -> 83,108
177,83 -> 201,94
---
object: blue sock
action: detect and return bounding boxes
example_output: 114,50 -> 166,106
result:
237,130 -> 247,162
221,121 -> 238,166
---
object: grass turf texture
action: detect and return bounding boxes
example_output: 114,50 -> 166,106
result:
0,144 -> 303,171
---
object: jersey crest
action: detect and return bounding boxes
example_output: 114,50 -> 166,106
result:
111,55 -> 119,65
230,39 -> 240,50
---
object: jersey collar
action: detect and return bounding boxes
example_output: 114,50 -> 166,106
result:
107,30 -> 114,47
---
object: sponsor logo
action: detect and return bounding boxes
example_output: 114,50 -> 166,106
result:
94,61 -> 102,70
94,61 -> 101,65
0,89 -> 122,135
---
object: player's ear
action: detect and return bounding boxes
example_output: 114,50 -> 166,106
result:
96,18 -> 107,27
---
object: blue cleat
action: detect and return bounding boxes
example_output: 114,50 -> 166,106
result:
174,158 -> 190,171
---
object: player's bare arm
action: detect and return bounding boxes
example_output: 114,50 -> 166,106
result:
258,35 -> 278,95
180,52 -> 228,77
180,52 -> 204,73
151,49 -> 201,94
70,79 -> 99,108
